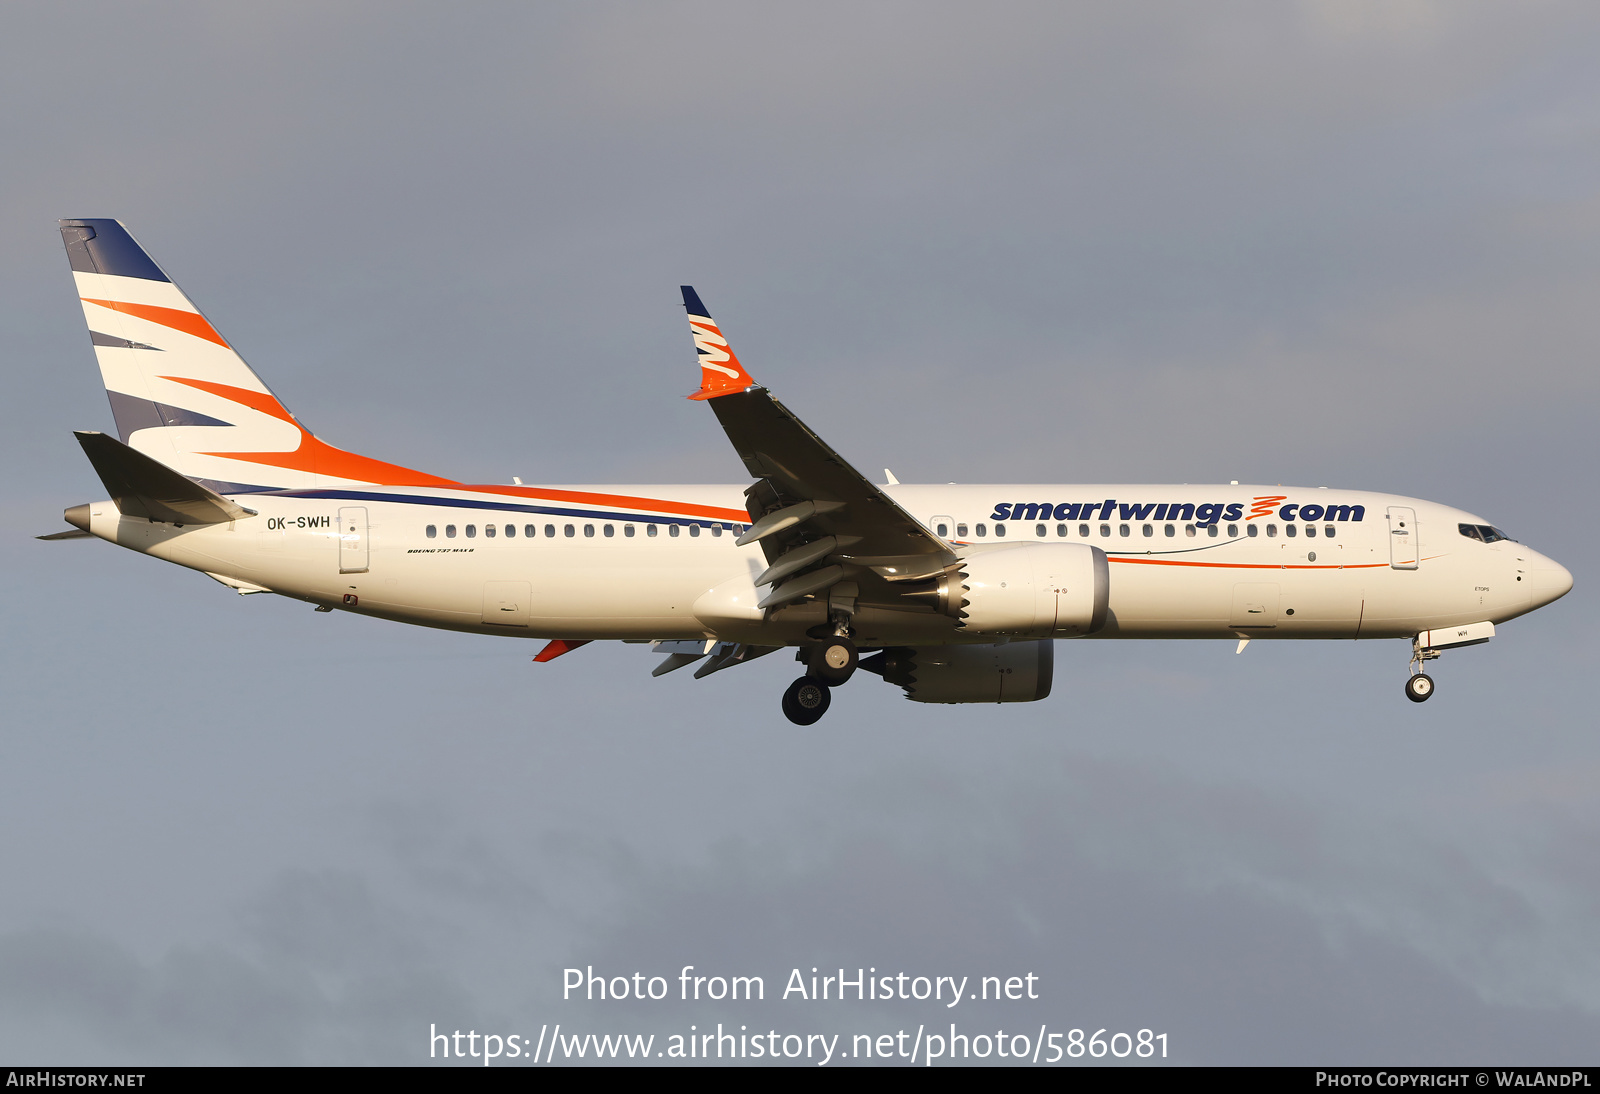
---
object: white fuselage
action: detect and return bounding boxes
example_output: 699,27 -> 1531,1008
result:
80,482 -> 1572,647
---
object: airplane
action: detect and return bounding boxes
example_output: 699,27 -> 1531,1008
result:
41,219 -> 1573,724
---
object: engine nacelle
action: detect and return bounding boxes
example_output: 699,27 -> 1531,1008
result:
917,543 -> 1108,637
864,641 -> 1054,704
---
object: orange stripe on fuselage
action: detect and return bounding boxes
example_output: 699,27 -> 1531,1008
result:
81,299 -> 229,347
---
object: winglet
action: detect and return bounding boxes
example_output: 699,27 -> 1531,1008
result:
681,286 -> 756,400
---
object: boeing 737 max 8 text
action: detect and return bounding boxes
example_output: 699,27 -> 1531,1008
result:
42,219 -> 1573,723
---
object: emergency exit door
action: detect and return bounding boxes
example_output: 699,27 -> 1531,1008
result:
338,507 -> 369,574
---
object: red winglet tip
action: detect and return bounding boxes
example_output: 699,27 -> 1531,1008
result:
533,639 -> 591,663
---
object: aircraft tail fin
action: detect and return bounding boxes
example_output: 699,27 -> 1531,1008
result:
60,219 -> 454,493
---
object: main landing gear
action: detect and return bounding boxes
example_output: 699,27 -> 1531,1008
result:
781,676 -> 832,725
1405,635 -> 1440,703
781,632 -> 858,725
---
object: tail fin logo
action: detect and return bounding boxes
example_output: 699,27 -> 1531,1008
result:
1249,495 -> 1289,520
689,318 -> 741,379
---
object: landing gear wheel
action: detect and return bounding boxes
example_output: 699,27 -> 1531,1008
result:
782,676 -> 832,725
807,638 -> 858,686
1405,673 -> 1435,703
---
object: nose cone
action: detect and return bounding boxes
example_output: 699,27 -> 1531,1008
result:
1528,552 -> 1574,608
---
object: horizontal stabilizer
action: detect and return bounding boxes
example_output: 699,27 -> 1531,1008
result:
74,430 -> 256,524
36,528 -> 92,540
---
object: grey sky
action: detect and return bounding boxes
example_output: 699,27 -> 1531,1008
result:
1,1 -> 1595,1064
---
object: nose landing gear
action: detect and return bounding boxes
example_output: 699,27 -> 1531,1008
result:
1406,635 -> 1440,703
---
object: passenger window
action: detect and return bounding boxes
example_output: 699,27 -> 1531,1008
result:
1164,523 -> 1175,537
1100,524 -> 1110,537
690,524 -> 700,537
936,522 -> 949,536
1285,524 -> 1297,537
1057,523 -> 1068,537
1227,524 -> 1238,537
1037,523 -> 1047,538
1305,524 -> 1316,538
976,524 -> 987,537
711,524 -> 722,537
1207,524 -> 1219,538
505,524 -> 515,537
1185,524 -> 1196,538
1119,524 -> 1130,537
669,524 -> 680,537
1079,523 -> 1089,537
647,524 -> 658,537
465,525 -> 477,538
1267,524 -> 1278,538
1324,525 -> 1335,539
624,525 -> 635,537
1142,524 -> 1153,537
484,524 -> 496,538
604,524 -> 614,537
564,524 -> 575,537
525,525 -> 536,537
1247,524 -> 1258,538
446,524 -> 457,538
584,524 -> 595,537
426,525 -> 437,538
994,523 -> 1006,537
544,524 -> 555,538
956,523 -> 969,537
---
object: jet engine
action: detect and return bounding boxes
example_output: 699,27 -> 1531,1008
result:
861,641 -> 1054,704
903,542 -> 1109,637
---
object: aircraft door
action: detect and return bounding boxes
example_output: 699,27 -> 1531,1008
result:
338,506 -> 369,574
1387,506 -> 1418,570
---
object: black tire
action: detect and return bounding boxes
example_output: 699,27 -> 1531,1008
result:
782,676 -> 832,725
1404,673 -> 1435,703
807,638 -> 858,686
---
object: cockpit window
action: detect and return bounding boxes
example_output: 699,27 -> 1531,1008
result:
1458,523 -> 1483,542
1462,523 -> 1515,544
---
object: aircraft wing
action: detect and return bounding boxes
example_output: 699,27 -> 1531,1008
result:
681,287 -> 956,612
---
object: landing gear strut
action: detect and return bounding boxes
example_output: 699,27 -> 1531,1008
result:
782,676 -> 831,725
1406,636 -> 1440,703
